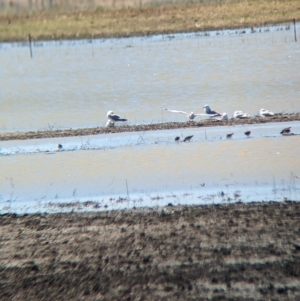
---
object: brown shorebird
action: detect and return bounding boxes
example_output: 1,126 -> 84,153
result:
175,136 -> 180,142
57,144 -> 63,150
183,135 -> 193,142
226,133 -> 234,139
280,127 -> 291,135
245,131 -> 251,137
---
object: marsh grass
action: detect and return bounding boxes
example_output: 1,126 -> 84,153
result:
0,0 -> 300,42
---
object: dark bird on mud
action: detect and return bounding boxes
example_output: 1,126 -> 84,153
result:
57,144 -> 63,150
175,136 -> 180,142
244,131 -> 251,137
107,111 -> 127,122
280,127 -> 291,135
183,135 -> 193,142
203,104 -> 221,117
226,133 -> 234,139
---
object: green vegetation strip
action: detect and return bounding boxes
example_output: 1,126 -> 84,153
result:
1,113 -> 299,141
0,0 -> 300,42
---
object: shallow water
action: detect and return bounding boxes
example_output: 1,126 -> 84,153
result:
1,122 -> 299,213
1,23 -> 300,133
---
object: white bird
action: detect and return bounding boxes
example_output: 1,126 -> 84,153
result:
234,111 -> 251,119
107,111 -> 127,122
203,105 -> 221,116
105,120 -> 115,127
215,113 -> 228,121
260,108 -> 274,117
165,109 -> 217,121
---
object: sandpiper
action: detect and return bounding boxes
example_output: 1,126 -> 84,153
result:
244,131 -> 251,137
280,127 -> 291,135
183,135 -> 193,142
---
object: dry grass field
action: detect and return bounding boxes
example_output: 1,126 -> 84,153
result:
1,202 -> 300,300
0,0 -> 300,42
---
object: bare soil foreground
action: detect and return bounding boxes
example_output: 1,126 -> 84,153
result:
1,113 -> 299,141
1,201 -> 300,300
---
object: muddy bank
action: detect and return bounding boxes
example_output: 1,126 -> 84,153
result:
1,113 -> 299,141
1,201 -> 300,300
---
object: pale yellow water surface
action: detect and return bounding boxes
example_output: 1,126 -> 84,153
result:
1,122 -> 299,213
0,24 -> 300,132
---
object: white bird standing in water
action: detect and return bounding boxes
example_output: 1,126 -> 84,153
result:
203,105 -> 221,116
165,109 -> 218,121
107,111 -> 127,122
259,108 -> 274,117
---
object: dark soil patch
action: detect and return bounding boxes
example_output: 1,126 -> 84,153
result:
1,201 -> 300,300
1,113 -> 299,141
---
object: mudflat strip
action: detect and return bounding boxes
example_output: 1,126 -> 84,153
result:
1,113 -> 299,141
1,201 -> 300,300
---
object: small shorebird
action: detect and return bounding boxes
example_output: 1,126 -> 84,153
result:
280,127 -> 291,135
226,133 -> 234,139
183,135 -> 193,142
244,131 -> 251,137
175,136 -> 180,142
260,108 -> 274,117
57,144 -> 63,150
203,104 -> 221,117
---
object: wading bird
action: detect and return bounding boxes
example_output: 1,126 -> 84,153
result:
244,131 -> 251,137
107,111 -> 127,122
203,105 -> 221,117
165,109 -> 216,121
280,127 -> 291,135
183,135 -> 194,142
259,108 -> 274,117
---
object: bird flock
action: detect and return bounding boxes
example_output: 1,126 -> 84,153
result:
105,106 -> 276,127
100,107 -> 294,146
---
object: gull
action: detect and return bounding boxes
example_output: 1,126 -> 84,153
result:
183,135 -> 193,142
107,111 -> 127,122
226,133 -> 234,139
280,127 -> 291,135
203,105 -> 221,116
234,111 -> 251,119
244,131 -> 251,137
165,109 -> 215,121
106,120 -> 115,128
260,108 -> 274,117
213,113 -> 228,121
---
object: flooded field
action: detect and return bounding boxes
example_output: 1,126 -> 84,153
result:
0,23 -> 300,133
1,24 -> 300,213
1,121 -> 299,213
